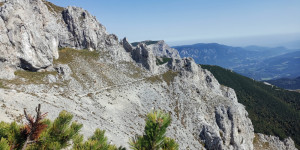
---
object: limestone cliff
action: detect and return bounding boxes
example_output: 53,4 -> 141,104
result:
0,0 -> 297,150
0,0 -> 130,75
131,40 -> 181,59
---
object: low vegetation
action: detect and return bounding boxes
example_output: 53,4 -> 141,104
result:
146,71 -> 178,86
54,48 -> 100,64
156,57 -> 172,65
129,110 -> 178,150
0,105 -> 178,150
0,81 -> 5,89
201,65 -> 300,149
253,134 -> 270,149
0,2 -> 4,7
162,71 -> 178,86
42,0 -> 64,14
54,48 -> 117,88
14,70 -> 57,84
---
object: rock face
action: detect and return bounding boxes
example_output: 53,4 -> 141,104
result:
130,43 -> 157,72
122,38 -> 158,73
0,0 -> 60,71
61,6 -> 107,51
253,133 -> 297,150
0,0 -> 130,73
132,40 -> 181,59
0,0 -> 297,150
147,40 -> 181,59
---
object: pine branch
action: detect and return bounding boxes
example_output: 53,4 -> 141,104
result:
21,104 -> 48,150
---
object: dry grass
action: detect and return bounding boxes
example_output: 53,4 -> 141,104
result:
0,81 -> 6,89
146,71 -> 178,85
0,2 -> 4,7
54,48 -> 100,64
42,0 -> 64,14
54,48 -> 115,88
146,75 -> 162,83
119,62 -> 144,79
14,70 -> 57,84
162,71 -> 179,86
253,134 -> 270,149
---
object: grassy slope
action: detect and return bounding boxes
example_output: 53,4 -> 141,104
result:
201,65 -> 300,149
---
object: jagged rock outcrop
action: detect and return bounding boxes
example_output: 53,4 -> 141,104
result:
0,0 -> 60,71
166,58 -> 255,149
0,0 -> 297,150
121,38 -> 159,73
131,43 -> 156,72
0,0 -> 130,74
147,40 -> 181,59
61,6 -> 107,50
131,40 -> 180,59
121,37 -> 133,53
253,133 -> 297,150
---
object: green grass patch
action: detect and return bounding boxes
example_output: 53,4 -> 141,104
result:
14,70 -> 57,84
156,57 -> 172,65
42,0 -> 64,14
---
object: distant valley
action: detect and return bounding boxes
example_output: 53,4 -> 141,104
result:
266,76 -> 300,90
173,43 -> 300,81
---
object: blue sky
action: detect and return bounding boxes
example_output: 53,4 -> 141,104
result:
48,0 -> 300,48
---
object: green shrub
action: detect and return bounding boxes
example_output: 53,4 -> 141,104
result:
129,110 -> 179,150
0,138 -> 10,150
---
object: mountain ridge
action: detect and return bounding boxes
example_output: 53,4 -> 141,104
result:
0,0 -> 297,149
173,43 -> 300,80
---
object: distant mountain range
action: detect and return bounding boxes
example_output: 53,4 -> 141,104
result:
173,43 -> 300,80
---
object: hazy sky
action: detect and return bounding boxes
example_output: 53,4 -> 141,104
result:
48,0 -> 300,48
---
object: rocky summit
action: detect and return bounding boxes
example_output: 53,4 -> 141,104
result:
0,0 -> 297,149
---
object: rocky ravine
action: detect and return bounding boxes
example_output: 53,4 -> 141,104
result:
0,0 -> 297,149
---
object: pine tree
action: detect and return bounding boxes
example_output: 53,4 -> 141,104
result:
0,138 -> 10,150
74,129 -> 113,150
28,110 -> 83,149
0,105 -> 179,150
0,120 -> 26,149
73,129 -> 127,150
129,110 -> 179,150
21,104 -> 48,150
